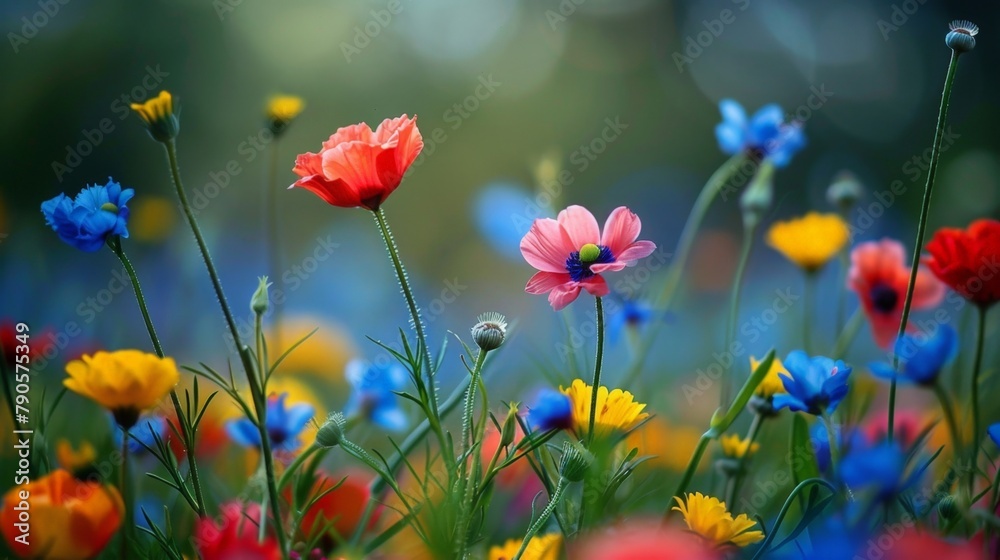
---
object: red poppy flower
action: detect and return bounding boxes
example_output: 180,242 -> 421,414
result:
885,528 -> 979,560
848,239 -> 944,348
925,219 -> 1000,308
297,469 -> 377,545
291,114 -> 423,211
571,521 -> 719,560
194,501 -> 280,560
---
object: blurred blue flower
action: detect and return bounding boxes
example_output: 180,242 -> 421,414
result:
988,423 -> 1000,447
344,359 -> 408,431
527,389 -> 573,431
116,415 -> 168,454
811,421 -> 864,474
714,100 -> 805,167
869,325 -> 958,387
839,441 -> 919,499
773,351 -> 852,415
772,517 -> 868,559
473,181 -> 545,261
607,298 -> 654,344
41,178 -> 133,252
227,393 -> 314,451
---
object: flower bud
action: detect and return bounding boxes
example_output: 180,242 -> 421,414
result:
945,20 -> 978,53
499,401 -> 520,448
715,457 -> 743,478
937,494 -> 960,521
315,413 -> 347,448
130,91 -> 180,143
559,441 -> 593,482
471,312 -> 507,352
266,95 -> 305,137
740,161 -> 774,229
747,395 -> 778,418
251,277 -> 271,316
826,170 -> 863,211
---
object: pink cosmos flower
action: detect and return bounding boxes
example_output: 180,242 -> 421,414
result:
520,205 -> 656,310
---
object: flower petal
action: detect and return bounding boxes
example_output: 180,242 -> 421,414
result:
526,271 -> 571,294
521,218 -> 573,273
558,205 -> 600,249
600,207 -> 642,256
548,284 -> 582,311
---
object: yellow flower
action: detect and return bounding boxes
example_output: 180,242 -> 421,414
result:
750,355 -> 789,398
561,379 -> 649,440
130,196 -> 177,243
267,315 -> 355,382
765,212 -> 849,272
266,95 -> 305,133
488,534 -> 562,560
719,434 -> 760,459
55,440 -> 96,472
130,90 -> 179,142
625,417 -> 707,472
673,492 -> 764,548
64,350 -> 179,429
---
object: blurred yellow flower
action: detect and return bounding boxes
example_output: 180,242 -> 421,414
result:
130,90 -> 178,142
719,434 -> 759,459
673,492 -> 763,548
750,355 -> 789,398
267,315 -> 354,382
130,196 -> 177,243
56,440 -> 96,472
266,95 -> 304,126
561,379 -> 649,441
489,534 -> 562,560
625,417 -> 706,472
765,212 -> 849,272
64,350 -> 178,429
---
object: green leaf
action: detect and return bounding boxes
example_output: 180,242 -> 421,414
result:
791,415 -> 820,498
710,349 -> 775,435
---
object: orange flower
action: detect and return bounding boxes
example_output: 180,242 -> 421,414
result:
0,469 -> 123,559
297,469 -> 376,545
291,114 -> 423,211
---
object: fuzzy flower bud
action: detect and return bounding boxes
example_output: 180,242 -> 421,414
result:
559,441 -> 593,482
826,170 -> 863,211
740,161 -> 775,229
500,401 -> 520,448
251,277 -> 271,316
315,412 -> 347,448
471,312 -> 507,352
945,20 -> 978,53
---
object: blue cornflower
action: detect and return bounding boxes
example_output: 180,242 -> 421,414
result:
772,351 -> 852,415
607,298 -> 654,343
869,325 -> 958,387
474,181 -> 542,261
810,421 -> 864,474
715,100 -> 806,167
227,393 -> 315,451
115,414 -> 169,454
343,359 -> 408,431
41,178 -> 134,252
527,389 -> 573,432
839,441 -> 919,499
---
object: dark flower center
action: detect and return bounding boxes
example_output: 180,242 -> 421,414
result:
268,427 -> 288,446
870,283 -> 899,313
566,244 -> 615,282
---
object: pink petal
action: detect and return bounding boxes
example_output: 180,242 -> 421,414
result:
601,206 -> 642,255
321,123 -> 375,150
590,262 -> 626,274
911,266 -> 946,309
548,285 -> 582,311
557,205 -> 600,249
616,240 -> 657,264
579,276 -> 610,297
526,271 -> 571,294
521,219 -> 572,273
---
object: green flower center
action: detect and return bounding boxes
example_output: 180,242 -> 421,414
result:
579,243 -> 601,263
100,202 -> 119,214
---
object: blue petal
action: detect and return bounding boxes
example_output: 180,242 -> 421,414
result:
772,393 -> 808,413
718,99 -> 747,127
868,362 -> 901,382
372,406 -> 407,432
226,419 -> 262,447
283,403 -> 316,435
988,423 -> 1000,447
714,123 -> 745,155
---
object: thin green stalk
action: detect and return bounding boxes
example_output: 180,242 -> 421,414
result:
119,434 -> 131,560
888,49 -> 962,443
461,350 -> 489,470
620,155 -> 748,391
969,305 -> 987,491
109,238 -> 207,516
931,383 -> 962,463
831,307 -> 864,359
587,297 -> 605,446
803,272 -> 816,354
456,348 -> 490,557
725,413 -> 764,505
163,139 -> 287,557
723,223 -> 757,406
665,433 -> 712,520
750,479 -> 838,560
265,140 -> 283,352
821,411 -> 839,480
512,477 -> 569,560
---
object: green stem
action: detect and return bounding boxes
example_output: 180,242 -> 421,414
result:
621,154 -> 748,391
371,209 -> 441,422
265,140 -> 283,352
888,49 -> 962,444
456,349 -> 490,557
723,222 -> 757,406
831,307 -> 864,360
665,433 -> 713,520
163,139 -> 287,557
461,350 -> 489,469
969,305 -> 987,492
587,297 -> 605,445
750,479 -> 838,560
725,413 -> 764,505
512,477 -> 569,560
109,238 -> 207,516
821,411 -> 839,480
803,272 -> 816,354
931,383 -> 962,462
119,433 -> 131,560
